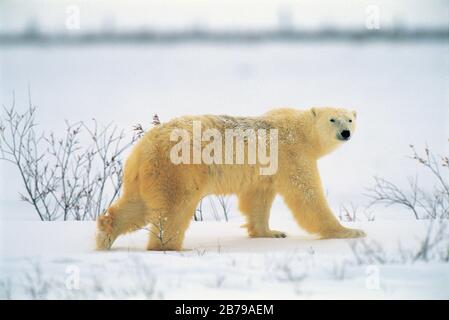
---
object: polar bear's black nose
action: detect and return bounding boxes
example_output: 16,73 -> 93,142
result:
340,130 -> 351,140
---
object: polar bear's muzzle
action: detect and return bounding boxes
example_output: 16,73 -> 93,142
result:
337,130 -> 351,141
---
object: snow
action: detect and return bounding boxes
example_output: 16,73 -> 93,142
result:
1,215 -> 448,299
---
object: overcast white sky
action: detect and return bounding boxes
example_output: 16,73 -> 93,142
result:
0,0 -> 448,32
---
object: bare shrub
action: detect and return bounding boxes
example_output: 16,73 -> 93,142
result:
327,259 -> 350,280
207,195 -> 231,222
0,97 -> 144,220
339,202 -> 359,222
270,255 -> 307,295
349,219 -> 449,264
339,202 -> 375,222
213,274 -> 226,288
5,257 -> 159,299
268,249 -> 308,290
194,196 -> 233,222
23,261 -> 50,299
0,98 -> 232,222
412,219 -> 449,262
362,209 -> 376,222
194,198 -> 204,221
365,144 -> 449,220
348,238 -> 389,265
216,195 -> 231,222
275,263 -> 307,283
366,176 -> 421,219
127,256 -> 157,298
143,212 -> 179,251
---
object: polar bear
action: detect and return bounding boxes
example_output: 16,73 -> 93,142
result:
96,107 -> 365,251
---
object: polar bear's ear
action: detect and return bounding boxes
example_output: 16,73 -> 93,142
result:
311,108 -> 318,117
352,110 -> 357,119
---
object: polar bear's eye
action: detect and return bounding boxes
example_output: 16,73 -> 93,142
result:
348,119 -> 352,123
330,119 -> 336,123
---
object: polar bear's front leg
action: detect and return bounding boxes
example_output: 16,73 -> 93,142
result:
282,189 -> 365,239
238,188 -> 287,238
280,162 -> 366,239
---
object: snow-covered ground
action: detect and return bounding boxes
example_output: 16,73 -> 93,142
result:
1,213 -> 448,299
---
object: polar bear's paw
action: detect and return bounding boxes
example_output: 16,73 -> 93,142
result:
95,214 -> 115,250
96,231 -> 114,250
320,227 -> 366,240
249,229 -> 287,238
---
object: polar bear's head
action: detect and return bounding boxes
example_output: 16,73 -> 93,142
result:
310,107 -> 357,156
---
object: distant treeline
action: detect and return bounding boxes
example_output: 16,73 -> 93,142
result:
0,28 -> 448,46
